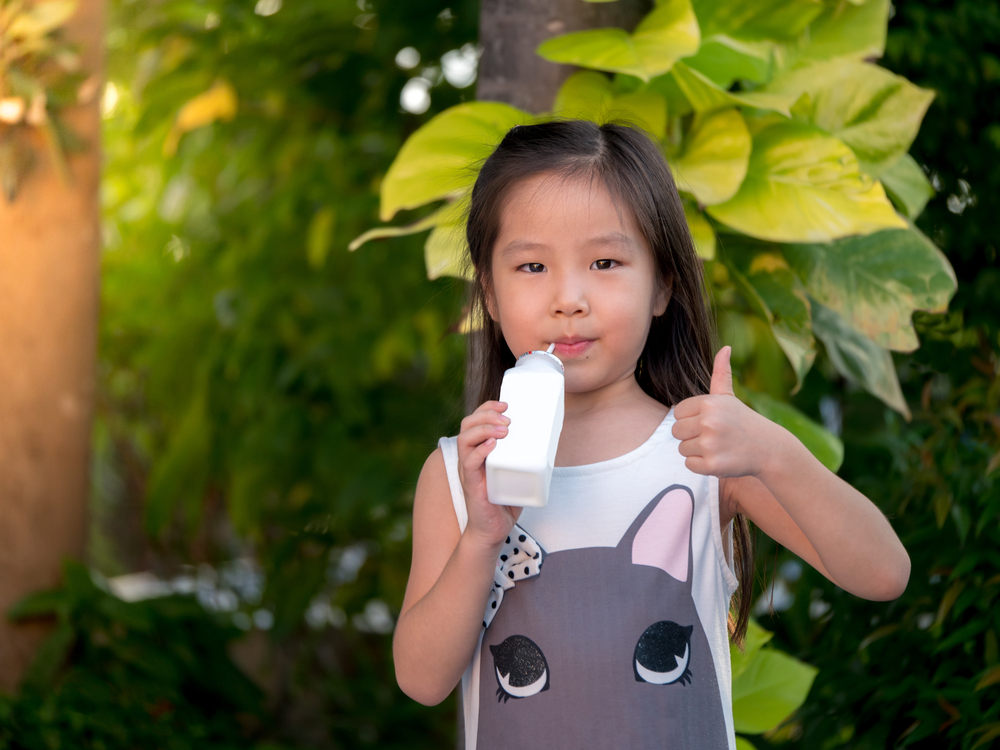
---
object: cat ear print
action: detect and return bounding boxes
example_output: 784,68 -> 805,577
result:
625,486 -> 693,583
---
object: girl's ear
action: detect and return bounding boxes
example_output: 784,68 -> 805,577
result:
481,275 -> 500,322
653,275 -> 672,317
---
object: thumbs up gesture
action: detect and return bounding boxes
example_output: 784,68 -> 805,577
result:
671,346 -> 765,478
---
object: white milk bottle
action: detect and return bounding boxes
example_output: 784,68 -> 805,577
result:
486,344 -> 565,508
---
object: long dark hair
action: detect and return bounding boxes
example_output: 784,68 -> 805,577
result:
462,119 -> 754,647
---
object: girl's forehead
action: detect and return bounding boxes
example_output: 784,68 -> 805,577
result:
498,172 -> 642,243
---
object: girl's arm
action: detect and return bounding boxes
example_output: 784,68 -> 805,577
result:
675,347 -> 910,601
393,401 -> 519,705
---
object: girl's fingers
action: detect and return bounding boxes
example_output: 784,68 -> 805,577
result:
673,395 -> 706,421
670,417 -> 700,441
463,435 -> 498,474
676,436 -> 702,458
457,423 -> 509,456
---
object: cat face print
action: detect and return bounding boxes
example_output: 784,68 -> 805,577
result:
477,486 -> 730,749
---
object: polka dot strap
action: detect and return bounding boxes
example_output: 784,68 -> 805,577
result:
483,525 -> 542,629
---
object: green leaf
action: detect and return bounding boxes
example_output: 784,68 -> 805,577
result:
706,121 -> 906,243
684,34 -> 772,88
380,102 -> 529,220
783,226 -> 957,352
348,204 -> 443,251
552,71 -> 667,137
765,60 -> 935,174
536,0 -> 701,82
672,108 -> 750,205
810,301 -> 910,418
731,648 -> 818,734
669,61 -> 795,115
22,621 -> 75,688
306,206 -> 336,268
725,244 -> 815,390
684,203 -> 716,260
787,0 -> 888,65
424,196 -> 472,280
741,388 -> 843,471
692,0 -> 825,41
7,588 -> 70,620
878,153 -> 934,220
735,738 -> 758,750
730,617 -> 775,680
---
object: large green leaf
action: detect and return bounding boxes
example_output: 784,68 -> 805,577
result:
725,245 -> 815,390
735,738 -> 758,750
671,108 -> 750,205
766,60 -> 935,174
684,34 -> 772,88
380,102 -> 528,220
668,61 -> 795,116
785,0 -> 888,65
536,0 -> 700,82
706,121 -> 906,243
731,648 -> 818,734
692,0 -> 824,41
424,196 -> 472,280
730,618 -> 775,680
878,153 -> 934,220
741,388 -> 843,472
552,71 -> 667,137
782,226 -> 956,351
810,301 -> 910,418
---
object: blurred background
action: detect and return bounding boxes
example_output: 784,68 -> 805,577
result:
0,0 -> 998,748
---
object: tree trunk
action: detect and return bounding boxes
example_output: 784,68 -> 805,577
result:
477,0 -> 653,113
0,0 -> 104,689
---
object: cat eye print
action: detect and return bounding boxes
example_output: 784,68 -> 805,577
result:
490,635 -> 549,702
634,621 -> 693,686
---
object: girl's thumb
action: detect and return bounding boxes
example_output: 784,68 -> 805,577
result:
709,346 -> 734,396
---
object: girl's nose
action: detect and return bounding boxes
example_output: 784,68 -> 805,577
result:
550,274 -> 589,317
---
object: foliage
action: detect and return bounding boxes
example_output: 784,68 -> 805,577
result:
89,0 -> 478,745
355,0 -> 956,476
750,2 -> 1000,748
730,618 -> 817,747
0,561 -> 280,749
2,0 -> 989,747
0,0 -> 93,199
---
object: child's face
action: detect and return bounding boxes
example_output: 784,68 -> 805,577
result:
488,172 -> 669,396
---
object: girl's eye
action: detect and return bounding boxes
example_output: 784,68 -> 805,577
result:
592,259 -> 619,270
518,263 -> 545,273
634,620 -> 693,686
490,635 -> 549,703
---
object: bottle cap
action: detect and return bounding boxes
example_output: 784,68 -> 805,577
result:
515,349 -> 565,373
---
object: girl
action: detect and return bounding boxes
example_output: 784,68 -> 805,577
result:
393,120 -> 910,749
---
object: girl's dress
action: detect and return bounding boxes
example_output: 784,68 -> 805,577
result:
438,409 -> 739,750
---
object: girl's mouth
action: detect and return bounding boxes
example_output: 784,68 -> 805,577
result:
553,339 -> 594,358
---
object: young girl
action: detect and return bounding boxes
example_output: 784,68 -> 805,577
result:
392,120 -> 910,749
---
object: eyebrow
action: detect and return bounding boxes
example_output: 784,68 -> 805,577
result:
498,231 -> 638,259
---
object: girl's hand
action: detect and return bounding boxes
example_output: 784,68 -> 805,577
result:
672,347 -> 772,478
457,400 -> 522,550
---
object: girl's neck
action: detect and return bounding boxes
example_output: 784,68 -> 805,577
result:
556,375 -> 669,467
563,373 -> 660,422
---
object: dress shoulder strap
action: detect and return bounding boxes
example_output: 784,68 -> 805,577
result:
437,436 -> 468,533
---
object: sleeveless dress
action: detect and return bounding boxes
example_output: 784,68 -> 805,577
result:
438,410 -> 740,750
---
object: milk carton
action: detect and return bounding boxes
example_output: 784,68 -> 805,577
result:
486,345 -> 565,508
